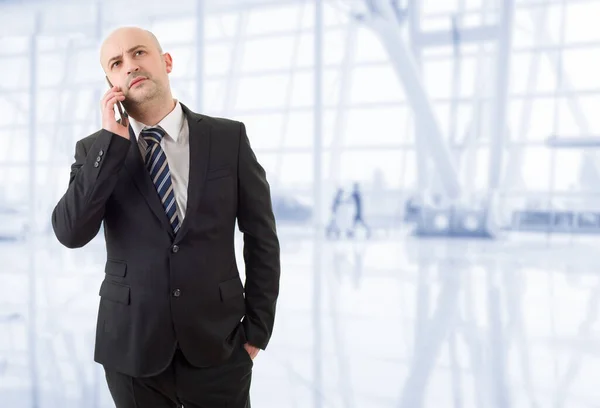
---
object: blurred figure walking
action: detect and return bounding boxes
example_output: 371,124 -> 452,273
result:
347,182 -> 370,239
326,187 -> 345,239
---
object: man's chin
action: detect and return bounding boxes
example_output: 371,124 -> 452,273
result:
127,88 -> 146,98
129,87 -> 159,102
125,93 -> 153,105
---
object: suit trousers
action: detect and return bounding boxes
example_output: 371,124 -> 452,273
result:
104,342 -> 253,408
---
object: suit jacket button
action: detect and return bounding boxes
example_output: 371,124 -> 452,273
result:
96,156 -> 101,162
93,162 -> 99,168
98,149 -> 104,156
172,245 -> 179,253
172,289 -> 181,297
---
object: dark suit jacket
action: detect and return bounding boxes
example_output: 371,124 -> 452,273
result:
51,103 -> 280,378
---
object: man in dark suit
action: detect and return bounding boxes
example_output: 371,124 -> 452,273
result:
51,26 -> 280,408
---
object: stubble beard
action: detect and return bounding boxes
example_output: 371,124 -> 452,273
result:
123,79 -> 163,110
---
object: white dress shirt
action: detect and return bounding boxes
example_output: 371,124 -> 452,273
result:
128,100 -> 189,221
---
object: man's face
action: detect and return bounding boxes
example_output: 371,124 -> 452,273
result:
100,29 -> 172,106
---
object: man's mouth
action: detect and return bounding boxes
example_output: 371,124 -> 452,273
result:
130,77 -> 147,88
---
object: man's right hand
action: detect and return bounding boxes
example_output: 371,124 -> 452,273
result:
101,86 -> 130,139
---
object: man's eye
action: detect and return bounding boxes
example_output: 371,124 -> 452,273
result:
136,50 -> 144,56
112,61 -> 120,68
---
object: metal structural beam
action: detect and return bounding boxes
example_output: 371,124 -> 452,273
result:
329,20 -> 359,185
415,25 -> 498,47
462,38 -> 487,199
0,0 -> 304,36
195,0 -> 205,113
313,3 -> 324,407
502,2 -> 549,192
221,11 -> 247,115
360,1 -> 461,199
488,0 -> 515,192
547,135 -> 600,148
505,2 -> 600,192
273,3 -> 310,185
407,0 -> 430,205
27,13 -> 40,408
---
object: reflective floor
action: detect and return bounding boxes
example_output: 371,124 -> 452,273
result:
1,228 -> 600,407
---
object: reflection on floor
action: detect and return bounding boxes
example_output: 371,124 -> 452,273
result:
1,228 -> 600,407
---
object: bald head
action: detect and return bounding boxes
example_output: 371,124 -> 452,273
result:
145,30 -> 163,54
100,27 -> 163,70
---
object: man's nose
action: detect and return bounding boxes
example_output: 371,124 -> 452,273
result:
126,65 -> 140,76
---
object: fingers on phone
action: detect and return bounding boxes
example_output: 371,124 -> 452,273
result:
105,96 -> 123,112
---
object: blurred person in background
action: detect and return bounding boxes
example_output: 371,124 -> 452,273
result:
51,26 -> 280,408
347,182 -> 371,239
326,187 -> 345,239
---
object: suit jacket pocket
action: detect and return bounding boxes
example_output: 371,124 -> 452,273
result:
105,259 -> 127,277
206,166 -> 231,181
99,280 -> 130,305
219,276 -> 244,301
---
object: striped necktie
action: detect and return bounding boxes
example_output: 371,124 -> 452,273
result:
140,127 -> 181,234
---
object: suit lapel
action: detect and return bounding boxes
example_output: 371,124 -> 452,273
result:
121,105 -> 210,242
124,125 -> 175,239
174,103 -> 211,244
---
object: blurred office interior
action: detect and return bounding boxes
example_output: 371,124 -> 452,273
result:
1,0 -> 600,406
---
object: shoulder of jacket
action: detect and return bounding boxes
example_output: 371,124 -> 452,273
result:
198,113 -> 241,128
77,129 -> 103,147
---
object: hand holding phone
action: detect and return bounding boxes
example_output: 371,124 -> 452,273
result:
101,77 -> 130,140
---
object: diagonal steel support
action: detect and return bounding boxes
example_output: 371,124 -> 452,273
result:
359,1 -> 461,199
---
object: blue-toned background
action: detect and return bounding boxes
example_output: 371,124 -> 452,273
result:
2,0 -> 600,406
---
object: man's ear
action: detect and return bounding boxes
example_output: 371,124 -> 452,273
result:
163,53 -> 173,74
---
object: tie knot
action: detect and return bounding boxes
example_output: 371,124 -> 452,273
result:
141,127 -> 166,146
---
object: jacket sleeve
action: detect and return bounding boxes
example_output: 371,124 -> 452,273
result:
236,122 -> 281,350
51,130 -> 131,248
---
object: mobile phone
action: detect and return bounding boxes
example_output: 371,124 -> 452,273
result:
105,76 -> 127,125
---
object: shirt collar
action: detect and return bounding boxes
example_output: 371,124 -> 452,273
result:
129,100 -> 184,142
